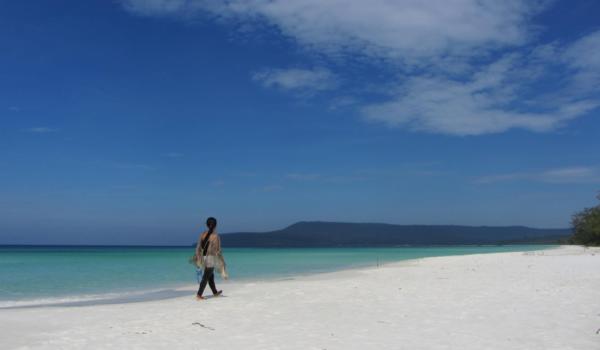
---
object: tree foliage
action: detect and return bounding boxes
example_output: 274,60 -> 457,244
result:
570,194 -> 600,246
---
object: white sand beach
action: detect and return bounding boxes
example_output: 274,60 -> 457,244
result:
1,245 -> 598,350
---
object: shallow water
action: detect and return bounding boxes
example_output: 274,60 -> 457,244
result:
0,245 -> 556,306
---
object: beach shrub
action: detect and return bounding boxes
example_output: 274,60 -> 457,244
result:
570,194 -> 600,246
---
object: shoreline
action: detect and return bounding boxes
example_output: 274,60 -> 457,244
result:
0,244 -> 560,309
1,245 -> 598,349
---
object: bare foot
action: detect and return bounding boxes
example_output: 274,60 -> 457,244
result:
196,295 -> 205,300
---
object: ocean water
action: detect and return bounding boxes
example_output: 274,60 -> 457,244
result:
0,245 -> 556,307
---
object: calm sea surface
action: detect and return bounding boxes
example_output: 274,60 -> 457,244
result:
0,245 -> 556,306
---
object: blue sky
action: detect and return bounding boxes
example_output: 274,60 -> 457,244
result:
1,0 -> 599,244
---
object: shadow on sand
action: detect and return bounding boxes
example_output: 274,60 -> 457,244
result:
0,289 -> 192,310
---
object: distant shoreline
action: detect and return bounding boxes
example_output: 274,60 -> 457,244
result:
1,220 -> 572,247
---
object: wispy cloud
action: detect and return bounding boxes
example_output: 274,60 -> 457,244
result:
25,127 -> 59,133
121,0 -> 537,63
8,106 -> 20,112
284,165 -> 445,184
476,166 -> 600,184
563,31 -> 600,93
361,46 -> 600,135
121,1 -> 600,136
252,68 -> 337,93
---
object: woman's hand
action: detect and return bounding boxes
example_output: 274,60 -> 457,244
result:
188,254 -> 198,265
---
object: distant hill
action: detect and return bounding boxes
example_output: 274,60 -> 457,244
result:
220,221 -> 570,247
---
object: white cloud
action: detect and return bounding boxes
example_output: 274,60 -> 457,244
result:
477,167 -> 600,184
252,68 -> 337,92
121,1 -> 600,136
563,30 -> 600,94
361,50 -> 600,135
121,0 -> 537,63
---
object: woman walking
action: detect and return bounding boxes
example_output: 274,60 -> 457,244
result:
195,217 -> 227,300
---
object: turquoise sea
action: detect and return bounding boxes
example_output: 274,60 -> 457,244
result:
0,245 -> 556,307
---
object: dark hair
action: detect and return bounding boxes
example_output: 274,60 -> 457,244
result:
206,217 -> 217,234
